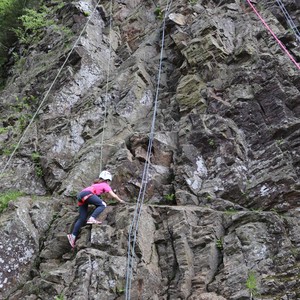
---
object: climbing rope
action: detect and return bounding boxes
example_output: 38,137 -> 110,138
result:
275,0 -> 300,44
0,0 -> 103,177
246,0 -> 300,70
124,0 -> 173,299
99,0 -> 113,175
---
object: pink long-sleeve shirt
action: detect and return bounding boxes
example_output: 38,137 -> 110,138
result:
82,182 -> 112,195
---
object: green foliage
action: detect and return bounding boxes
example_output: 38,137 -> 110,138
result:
31,151 -> 43,177
115,282 -> 126,296
2,143 -> 17,156
15,4 -> 72,45
204,193 -> 212,201
15,95 -> 37,111
56,1 -> 65,10
0,0 -> 39,83
0,0 -> 72,87
11,95 -> 38,131
18,114 -> 29,131
208,139 -> 215,147
276,138 -> 284,146
15,97 -> 29,112
20,8 -> 49,30
246,271 -> 258,298
224,208 -> 238,215
0,190 -> 23,213
0,127 -> 9,134
31,151 -> 40,161
14,7 -> 55,44
116,286 -> 125,295
0,0 -> 26,43
54,294 -> 65,300
216,238 -> 223,250
154,6 -> 163,20
164,193 -> 175,202
157,193 -> 176,205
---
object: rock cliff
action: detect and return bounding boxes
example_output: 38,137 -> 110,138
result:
1,0 -> 300,299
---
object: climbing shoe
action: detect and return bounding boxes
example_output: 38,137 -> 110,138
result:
67,234 -> 76,248
86,217 -> 102,224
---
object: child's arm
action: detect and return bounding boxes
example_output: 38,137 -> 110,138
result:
108,190 -> 125,203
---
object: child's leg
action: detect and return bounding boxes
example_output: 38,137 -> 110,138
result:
72,204 -> 89,237
87,195 -> 107,219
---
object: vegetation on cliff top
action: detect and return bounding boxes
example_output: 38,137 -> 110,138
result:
0,0 -> 39,83
0,0 -> 71,88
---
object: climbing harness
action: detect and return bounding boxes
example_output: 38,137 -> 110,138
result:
78,193 -> 93,205
246,0 -> 300,70
0,0 -> 104,177
124,1 -> 173,299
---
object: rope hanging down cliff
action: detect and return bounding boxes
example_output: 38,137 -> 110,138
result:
124,1 -> 173,299
99,0 -> 113,174
0,0 -> 104,177
246,0 -> 300,70
275,0 -> 300,44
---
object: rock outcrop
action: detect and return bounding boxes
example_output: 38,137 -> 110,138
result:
1,0 -> 300,299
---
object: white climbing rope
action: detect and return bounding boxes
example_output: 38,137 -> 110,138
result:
275,0 -> 300,44
246,0 -> 300,70
124,1 -> 173,299
0,0 -> 103,177
99,0 -> 113,175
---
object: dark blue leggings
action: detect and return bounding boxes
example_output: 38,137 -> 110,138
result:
72,192 -> 106,237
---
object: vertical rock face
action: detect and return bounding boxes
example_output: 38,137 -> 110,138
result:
3,202 -> 300,299
1,0 -> 300,299
0,197 -> 61,298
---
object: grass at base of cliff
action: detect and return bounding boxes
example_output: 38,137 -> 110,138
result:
0,191 -> 23,213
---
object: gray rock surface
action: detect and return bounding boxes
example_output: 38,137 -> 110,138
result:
1,0 -> 300,299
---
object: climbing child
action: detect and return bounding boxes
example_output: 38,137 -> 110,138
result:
67,170 -> 125,248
